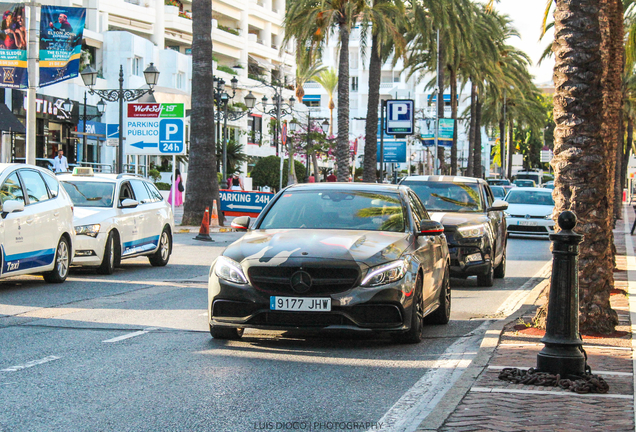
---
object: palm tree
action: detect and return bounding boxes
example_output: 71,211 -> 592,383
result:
285,0 -> 367,181
294,47 -> 327,102
183,0 -> 222,225
314,68 -> 338,136
551,0 -> 618,333
360,0 -> 406,183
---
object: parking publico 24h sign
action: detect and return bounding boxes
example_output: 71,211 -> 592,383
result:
125,103 -> 186,155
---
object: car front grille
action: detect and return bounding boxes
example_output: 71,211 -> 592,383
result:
249,312 -> 349,327
509,215 -> 548,219
248,266 -> 360,295
508,225 -> 549,233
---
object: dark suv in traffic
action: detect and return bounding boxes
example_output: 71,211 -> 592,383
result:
401,176 -> 508,286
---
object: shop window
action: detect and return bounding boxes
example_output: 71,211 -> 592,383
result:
351,76 -> 358,92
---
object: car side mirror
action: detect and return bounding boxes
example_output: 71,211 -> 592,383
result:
488,199 -> 508,212
418,220 -> 444,236
231,216 -> 251,231
1,200 -> 24,218
120,199 -> 139,208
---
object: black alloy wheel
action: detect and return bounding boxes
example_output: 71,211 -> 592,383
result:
394,272 -> 424,344
426,266 -> 451,325
494,247 -> 506,279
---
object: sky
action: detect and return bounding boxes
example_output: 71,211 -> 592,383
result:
495,0 -> 554,85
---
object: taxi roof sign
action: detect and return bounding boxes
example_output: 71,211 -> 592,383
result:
72,167 -> 94,176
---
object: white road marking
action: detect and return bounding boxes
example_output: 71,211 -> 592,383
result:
1,355 -> 61,372
371,259 -> 552,432
102,330 -> 149,343
198,312 -> 208,316
487,365 -> 633,376
471,386 -> 633,399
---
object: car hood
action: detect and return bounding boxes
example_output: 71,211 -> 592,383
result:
428,211 -> 489,229
73,206 -> 116,225
506,204 -> 553,217
224,229 -> 411,268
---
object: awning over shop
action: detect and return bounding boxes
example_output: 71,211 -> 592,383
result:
302,95 -> 321,102
0,103 -> 25,133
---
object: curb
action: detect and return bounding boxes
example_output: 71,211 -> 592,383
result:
175,226 -> 234,234
415,271 -> 551,431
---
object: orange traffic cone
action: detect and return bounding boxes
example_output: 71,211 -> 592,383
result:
210,200 -> 220,228
194,207 -> 213,241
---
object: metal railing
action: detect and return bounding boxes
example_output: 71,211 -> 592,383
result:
79,161 -> 114,173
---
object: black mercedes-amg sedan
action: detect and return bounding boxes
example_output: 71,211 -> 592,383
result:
207,183 -> 451,343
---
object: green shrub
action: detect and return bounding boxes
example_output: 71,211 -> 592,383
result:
148,169 -> 161,183
217,65 -> 238,75
251,156 -> 306,191
155,182 -> 171,190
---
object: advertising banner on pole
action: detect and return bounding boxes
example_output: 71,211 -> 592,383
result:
125,103 -> 186,155
376,141 -> 407,163
39,6 -> 86,87
0,3 -> 27,88
420,118 -> 454,148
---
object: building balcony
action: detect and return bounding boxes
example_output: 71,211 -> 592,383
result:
104,0 -> 155,34
164,6 -> 193,35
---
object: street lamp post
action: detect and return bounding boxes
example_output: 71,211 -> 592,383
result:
63,94 -> 106,164
80,63 -> 160,174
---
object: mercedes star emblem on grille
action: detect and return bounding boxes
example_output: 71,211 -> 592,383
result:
290,271 -> 312,293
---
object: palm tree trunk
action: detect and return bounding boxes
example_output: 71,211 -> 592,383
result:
473,95 -> 482,178
288,137 -> 297,185
312,151 -> 320,183
499,105 -> 505,178
183,0 -> 223,226
450,67 -> 458,175
552,0 -> 617,333
466,80 -> 476,177
336,23 -> 351,182
364,32 -> 381,183
621,120 -> 633,197
507,119 -> 513,180
611,0 -> 625,222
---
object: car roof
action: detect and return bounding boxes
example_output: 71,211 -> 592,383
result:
508,187 -> 550,192
0,163 -> 52,174
401,175 -> 484,184
286,182 -> 409,193
57,173 -> 143,183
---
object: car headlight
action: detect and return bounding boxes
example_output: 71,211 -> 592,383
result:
214,256 -> 248,284
361,259 -> 407,287
544,214 -> 553,220
74,224 -> 100,237
456,224 -> 487,238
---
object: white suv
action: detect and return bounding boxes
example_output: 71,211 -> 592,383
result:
0,163 -> 75,283
59,169 -> 175,274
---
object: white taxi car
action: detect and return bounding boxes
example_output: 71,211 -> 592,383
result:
0,163 -> 75,283
59,168 -> 174,274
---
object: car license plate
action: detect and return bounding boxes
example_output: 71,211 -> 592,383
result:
270,296 -> 332,312
518,220 -> 538,226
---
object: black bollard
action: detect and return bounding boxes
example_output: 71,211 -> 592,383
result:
536,211 -> 586,377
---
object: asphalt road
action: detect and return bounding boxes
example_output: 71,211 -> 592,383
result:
0,233 -> 551,432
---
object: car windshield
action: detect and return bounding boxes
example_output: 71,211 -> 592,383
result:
258,190 -> 405,232
62,181 -> 116,208
506,190 -> 554,206
514,180 -> 535,187
490,186 -> 506,198
401,181 -> 484,213
487,179 -> 510,186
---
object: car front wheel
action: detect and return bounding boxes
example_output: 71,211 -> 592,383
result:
426,266 -> 451,325
44,237 -> 70,283
393,273 -> 424,344
477,262 -> 494,287
149,227 -> 171,267
97,231 -> 118,275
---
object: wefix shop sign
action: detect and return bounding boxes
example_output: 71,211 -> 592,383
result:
125,103 -> 186,155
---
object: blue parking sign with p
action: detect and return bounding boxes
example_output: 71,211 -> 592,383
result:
386,100 -> 414,135
159,119 -> 184,154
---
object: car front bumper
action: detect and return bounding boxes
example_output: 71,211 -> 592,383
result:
507,218 -> 554,237
208,273 -> 418,333
71,232 -> 106,266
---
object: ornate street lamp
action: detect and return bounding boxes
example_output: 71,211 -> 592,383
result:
81,63 -> 160,173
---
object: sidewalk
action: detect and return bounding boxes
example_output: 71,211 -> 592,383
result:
417,205 -> 636,432
171,205 -> 235,233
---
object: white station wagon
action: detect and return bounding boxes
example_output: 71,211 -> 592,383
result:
59,168 -> 174,274
0,163 -> 75,282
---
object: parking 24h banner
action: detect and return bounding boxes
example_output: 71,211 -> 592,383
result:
39,6 -> 86,87
0,3 -> 27,88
